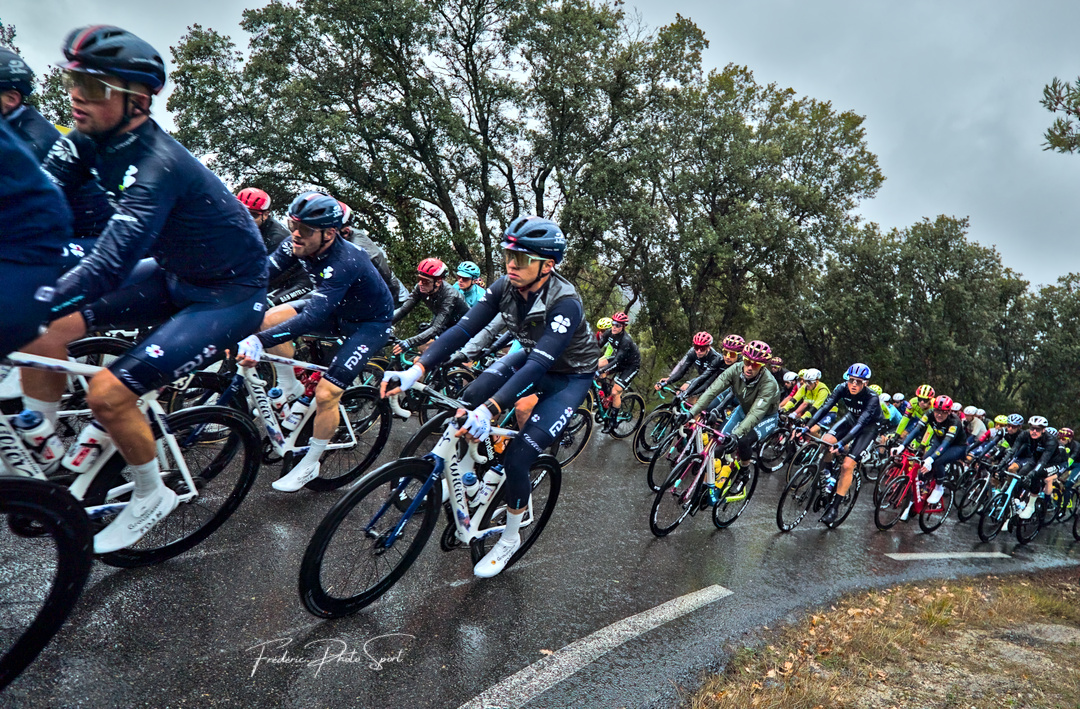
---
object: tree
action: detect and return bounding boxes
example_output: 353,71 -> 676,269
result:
1041,77 -> 1080,154
1024,274 -> 1080,423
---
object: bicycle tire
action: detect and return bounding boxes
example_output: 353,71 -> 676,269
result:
873,462 -> 904,507
874,475 -> 910,531
610,393 -> 645,439
417,367 -> 474,424
826,472 -> 862,529
647,429 -> 685,493
547,407 -> 592,468
956,474 -> 991,523
776,466 -> 816,532
299,458 -> 440,618
87,405 -> 261,567
712,460 -> 758,528
756,429 -> 788,472
1015,496 -> 1045,545
468,456 -> 562,570
280,386 -> 392,491
649,454 -> 702,537
917,483 -> 953,533
633,407 -> 676,464
785,442 -> 820,483
978,492 -> 1010,542
0,478 -> 92,691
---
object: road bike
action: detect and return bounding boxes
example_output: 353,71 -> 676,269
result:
874,448 -> 954,534
978,468 -> 1045,543
586,376 -> 644,438
776,431 -> 863,531
299,381 -> 561,618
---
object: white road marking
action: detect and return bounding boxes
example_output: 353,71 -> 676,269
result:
456,584 -> 732,709
885,552 -> 1012,561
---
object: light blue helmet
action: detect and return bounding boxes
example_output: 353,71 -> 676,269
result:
456,261 -> 481,279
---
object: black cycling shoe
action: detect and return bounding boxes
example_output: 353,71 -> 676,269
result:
820,495 -> 842,526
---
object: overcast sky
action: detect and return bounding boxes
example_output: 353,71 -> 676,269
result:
5,1 -> 1078,287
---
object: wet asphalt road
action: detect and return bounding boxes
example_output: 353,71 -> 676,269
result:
4,420 -> 1079,709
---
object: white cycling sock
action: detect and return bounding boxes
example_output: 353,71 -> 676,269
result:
23,396 -> 59,427
273,363 -> 300,393
502,508 -> 525,544
298,437 -> 329,470
130,459 -> 162,498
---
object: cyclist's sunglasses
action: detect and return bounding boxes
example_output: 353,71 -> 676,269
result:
503,249 -> 548,268
847,377 -> 867,386
1031,425 -> 1046,432
287,219 -> 321,239
693,345 -> 710,353
62,70 -> 144,102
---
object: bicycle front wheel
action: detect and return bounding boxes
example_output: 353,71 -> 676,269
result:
776,466 -> 816,532
874,475 -> 909,531
89,405 -> 261,568
978,492 -> 1010,542
0,478 -> 92,691
1015,496 -> 1045,545
469,456 -> 562,571
713,460 -> 758,528
547,407 -> 592,468
825,472 -> 862,529
634,407 -> 676,464
918,483 -> 953,533
299,459 -> 440,618
649,454 -> 702,537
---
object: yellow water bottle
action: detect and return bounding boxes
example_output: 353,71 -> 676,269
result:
714,460 -> 732,488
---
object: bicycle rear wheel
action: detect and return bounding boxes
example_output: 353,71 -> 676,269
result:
776,466 -> 816,532
0,478 -> 92,691
88,405 -> 261,568
712,460 -> 758,528
757,429 -> 789,473
299,459 -> 440,618
647,429 -> 686,492
649,454 -> 702,537
610,393 -> 645,439
633,407 -> 676,464
825,472 -> 862,529
873,463 -> 904,507
469,456 -> 562,570
918,483 -> 953,533
874,476 -> 909,531
1015,496 -> 1046,545
956,474 -> 991,523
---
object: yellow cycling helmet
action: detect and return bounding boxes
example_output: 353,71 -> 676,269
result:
797,369 -> 808,380
869,384 -> 883,395
596,317 -> 613,331
993,414 -> 1009,426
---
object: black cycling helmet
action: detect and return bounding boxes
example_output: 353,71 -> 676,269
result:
288,192 -> 344,229
0,47 -> 34,97
502,216 -> 567,264
61,26 -> 166,94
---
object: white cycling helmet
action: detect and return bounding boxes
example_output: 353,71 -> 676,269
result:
783,371 -> 798,383
879,393 -> 890,404
892,392 -> 905,402
803,367 -> 821,383
951,402 -> 962,412
963,405 -> 977,416
976,408 -> 985,417
1029,415 -> 1049,428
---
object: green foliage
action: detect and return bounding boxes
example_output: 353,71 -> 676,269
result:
1042,77 -> 1080,154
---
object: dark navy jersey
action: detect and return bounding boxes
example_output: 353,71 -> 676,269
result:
808,382 -> 881,443
4,104 -> 61,162
257,236 -> 394,345
0,118 -> 71,263
668,346 -> 721,383
43,120 -> 268,314
598,329 -> 640,371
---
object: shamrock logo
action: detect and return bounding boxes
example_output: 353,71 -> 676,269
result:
121,165 -> 138,190
359,345 -> 369,353
564,407 -> 573,417
531,414 -> 540,422
320,266 -> 334,280
550,314 -> 571,334
68,243 -> 85,258
145,344 -> 164,358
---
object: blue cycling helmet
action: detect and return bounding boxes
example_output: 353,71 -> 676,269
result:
844,362 -> 871,380
61,26 -> 166,94
1007,413 -> 1024,426
1046,427 -> 1058,437
0,48 -> 34,97
502,216 -> 567,264
457,261 -> 482,279
288,192 -> 344,229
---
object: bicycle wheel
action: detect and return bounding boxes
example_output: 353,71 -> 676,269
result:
633,407 -> 676,464
52,337 -> 134,450
978,492 -> 1010,543
1015,496 -> 1045,545
417,367 -> 474,424
776,466 -> 816,532
826,472 -> 862,529
469,456 -> 562,570
280,386 -> 392,491
873,462 -> 904,507
757,429 -> 789,473
918,483 -> 953,533
1059,486 -> 1078,525
874,475 -> 910,531
785,442 -> 819,483
299,459 -> 440,618
610,393 -> 645,439
956,474 -> 991,523
650,454 -> 702,537
647,429 -> 686,493
87,405 -> 261,568
713,460 -> 758,528
547,407 -> 592,467
0,478 -> 92,691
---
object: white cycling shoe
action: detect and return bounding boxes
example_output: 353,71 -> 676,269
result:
94,486 -> 178,554
1018,496 -> 1037,520
273,462 -> 320,492
473,535 -> 521,578
899,502 -> 913,521
927,486 -> 945,505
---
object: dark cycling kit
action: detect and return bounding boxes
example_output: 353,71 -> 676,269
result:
0,119 -> 72,356
667,347 -> 721,387
44,120 -> 268,395
257,237 -> 394,389
392,282 -> 469,349
902,411 -> 968,480
1004,431 -> 1064,481
420,271 -> 600,509
806,383 -> 882,460
598,329 -> 640,387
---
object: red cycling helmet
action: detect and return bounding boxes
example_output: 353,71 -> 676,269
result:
721,334 -> 745,353
336,200 -> 353,227
1059,427 -> 1074,441
742,340 -> 772,364
692,331 -> 713,348
932,395 -> 953,411
237,187 -> 270,211
418,258 -> 448,279
612,311 -> 630,325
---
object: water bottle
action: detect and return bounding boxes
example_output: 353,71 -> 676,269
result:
281,394 -> 312,431
13,410 -> 65,473
462,471 -> 480,499
267,387 -> 287,413
474,465 -> 505,507
61,420 -> 116,473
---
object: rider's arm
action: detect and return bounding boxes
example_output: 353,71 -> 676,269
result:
392,287 -> 420,324
900,414 -> 926,448
256,260 -> 355,346
458,313 -> 508,360
928,422 -> 960,459
839,397 -> 881,445
402,288 -> 462,349
667,350 -> 693,384
806,386 -> 841,429
417,284 -> 502,370
687,365 -> 737,417
266,238 -> 297,283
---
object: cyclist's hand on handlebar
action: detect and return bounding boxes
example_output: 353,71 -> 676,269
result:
380,363 -> 424,398
236,335 -> 263,368
455,405 -> 493,441
392,342 -> 405,355
890,445 -> 904,457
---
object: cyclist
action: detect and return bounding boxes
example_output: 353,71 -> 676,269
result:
895,395 -> 968,509
684,334 -> 744,411
785,368 -> 835,426
802,363 -> 881,525
685,340 -> 781,502
338,201 -> 403,303
655,332 -> 720,404
454,261 -> 485,307
969,412 -> 1022,463
895,384 -> 935,442
236,193 -> 393,492
1,48 -> 58,161
20,26 -> 269,553
769,356 -> 791,384
391,258 -> 468,354
382,216 -> 599,578
1059,428 -> 1080,491
779,369 -> 806,409
1002,416 -> 1062,517
891,392 -> 908,417
594,317 -> 614,358
597,311 -> 641,434
963,405 -> 986,444
237,187 -> 290,253
0,118 -> 72,358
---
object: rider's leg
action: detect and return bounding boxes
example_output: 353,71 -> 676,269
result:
19,312 -> 87,425
259,304 -> 302,395
514,394 -> 538,429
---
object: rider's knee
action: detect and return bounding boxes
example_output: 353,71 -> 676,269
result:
314,380 -> 343,411
87,371 -> 137,419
